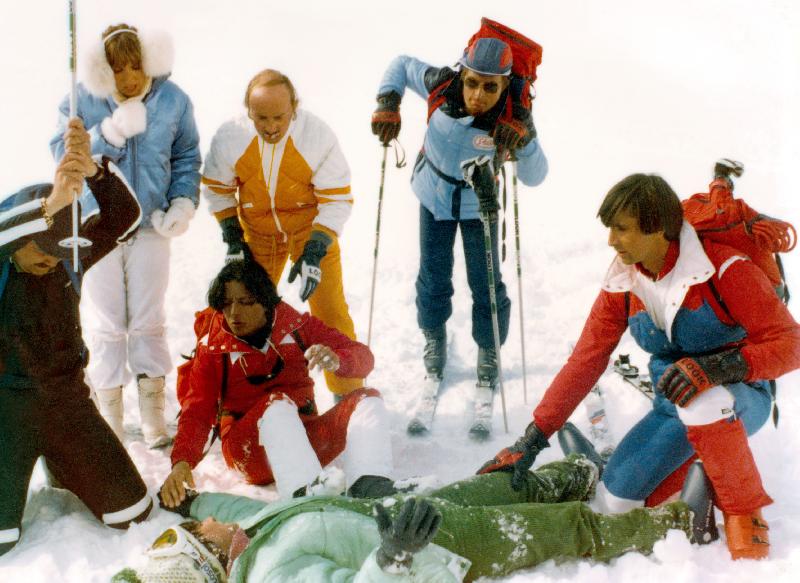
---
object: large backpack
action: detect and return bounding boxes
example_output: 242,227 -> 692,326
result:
683,167 -> 795,304
427,18 -> 543,122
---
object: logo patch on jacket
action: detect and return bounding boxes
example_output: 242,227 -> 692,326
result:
473,135 -> 495,150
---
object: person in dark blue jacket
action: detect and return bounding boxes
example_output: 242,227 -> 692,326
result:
372,37 -> 547,394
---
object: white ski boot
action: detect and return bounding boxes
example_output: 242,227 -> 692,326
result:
137,376 -> 172,449
95,386 -> 125,442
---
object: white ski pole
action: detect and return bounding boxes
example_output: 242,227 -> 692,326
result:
510,158 -> 529,404
59,0 -> 92,270
366,145 -> 388,348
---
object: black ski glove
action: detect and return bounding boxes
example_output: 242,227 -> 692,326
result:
461,155 -> 499,215
371,91 -> 402,146
493,103 -> 536,152
219,216 -> 247,263
657,349 -> 749,407
374,498 -> 442,572
288,230 -> 332,301
157,488 -> 198,518
477,421 -> 550,491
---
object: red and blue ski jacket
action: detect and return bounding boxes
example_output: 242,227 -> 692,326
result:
533,221 -> 800,437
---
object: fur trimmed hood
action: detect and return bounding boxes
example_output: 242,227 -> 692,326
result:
82,28 -> 174,98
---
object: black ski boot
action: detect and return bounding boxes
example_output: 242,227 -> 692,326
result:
680,460 -> 719,544
422,327 -> 446,379
347,475 -> 398,498
557,422 -> 606,477
477,346 -> 498,388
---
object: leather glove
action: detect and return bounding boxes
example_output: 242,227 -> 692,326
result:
288,230 -> 332,301
477,421 -> 549,491
157,487 -> 198,518
219,216 -> 248,262
493,103 -> 536,152
101,99 -> 147,148
461,155 -> 499,215
151,197 -> 195,238
374,498 -> 441,573
657,349 -> 749,407
371,91 -> 402,146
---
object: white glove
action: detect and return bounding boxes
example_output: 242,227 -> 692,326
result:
101,100 -> 148,148
151,197 -> 196,238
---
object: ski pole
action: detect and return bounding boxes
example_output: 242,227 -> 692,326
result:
59,0 -> 92,271
366,145 -> 389,348
510,158 -> 529,404
479,208 -> 509,433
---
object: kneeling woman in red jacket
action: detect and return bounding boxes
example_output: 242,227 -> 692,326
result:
160,260 -> 393,506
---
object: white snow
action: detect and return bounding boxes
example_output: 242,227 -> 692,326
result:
1,1 -> 799,582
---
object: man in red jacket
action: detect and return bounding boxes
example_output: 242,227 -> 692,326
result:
160,260 -> 393,505
479,171 -> 800,561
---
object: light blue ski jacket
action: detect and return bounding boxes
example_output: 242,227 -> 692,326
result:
378,56 -> 548,221
50,75 -> 201,228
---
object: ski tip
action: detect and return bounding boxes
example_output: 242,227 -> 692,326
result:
407,421 -> 431,436
468,425 -> 492,441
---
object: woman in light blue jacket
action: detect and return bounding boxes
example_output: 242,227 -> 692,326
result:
50,23 -> 201,448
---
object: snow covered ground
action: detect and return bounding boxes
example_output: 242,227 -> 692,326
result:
1,0 -> 799,581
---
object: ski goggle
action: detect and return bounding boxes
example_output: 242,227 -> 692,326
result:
147,526 -> 224,583
463,77 -> 501,94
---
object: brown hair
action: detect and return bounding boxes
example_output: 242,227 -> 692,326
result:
101,23 -> 142,70
597,174 -> 683,241
244,69 -> 299,109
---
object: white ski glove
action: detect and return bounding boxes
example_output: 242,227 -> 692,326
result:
101,100 -> 147,148
151,197 -> 196,238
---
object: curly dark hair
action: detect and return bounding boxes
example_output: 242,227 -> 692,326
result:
207,260 -> 281,312
597,173 -> 683,241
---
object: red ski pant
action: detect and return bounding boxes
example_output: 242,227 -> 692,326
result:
220,388 -> 380,485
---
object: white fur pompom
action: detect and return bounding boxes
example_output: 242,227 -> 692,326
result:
139,29 -> 174,78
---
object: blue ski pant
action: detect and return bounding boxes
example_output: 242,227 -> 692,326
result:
415,205 -> 510,349
602,381 -> 772,501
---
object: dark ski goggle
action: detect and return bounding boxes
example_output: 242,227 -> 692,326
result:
463,78 -> 501,94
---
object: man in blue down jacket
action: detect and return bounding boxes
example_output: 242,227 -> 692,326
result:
371,37 -> 548,397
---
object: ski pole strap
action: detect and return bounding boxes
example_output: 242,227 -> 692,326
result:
61,258 -> 83,297
418,151 -> 467,220
500,165 -> 507,262
391,139 -> 407,168
0,259 -> 10,302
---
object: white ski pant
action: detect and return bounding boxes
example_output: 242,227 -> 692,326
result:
258,395 -> 393,498
81,229 -> 172,388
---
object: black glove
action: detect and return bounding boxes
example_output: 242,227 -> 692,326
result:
157,488 -> 198,518
288,230 -> 332,301
371,91 -> 402,146
477,422 -> 549,491
374,498 -> 442,572
219,216 -> 247,262
461,155 -> 499,215
657,349 -> 749,407
493,103 -> 536,152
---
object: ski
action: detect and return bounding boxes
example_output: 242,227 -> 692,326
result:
407,375 -> 445,435
469,380 -> 495,440
613,354 -> 655,400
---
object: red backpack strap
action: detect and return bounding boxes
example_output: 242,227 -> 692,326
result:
426,78 -> 452,123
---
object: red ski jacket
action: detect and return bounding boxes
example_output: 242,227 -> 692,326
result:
171,303 -> 374,467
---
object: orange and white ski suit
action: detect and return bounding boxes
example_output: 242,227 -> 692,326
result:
202,109 -> 360,394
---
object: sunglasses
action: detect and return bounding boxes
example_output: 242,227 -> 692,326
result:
463,77 -> 501,94
147,527 -> 223,583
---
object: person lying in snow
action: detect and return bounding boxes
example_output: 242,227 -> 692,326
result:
160,259 -> 394,508
0,120 -> 151,556
116,442 -> 716,583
